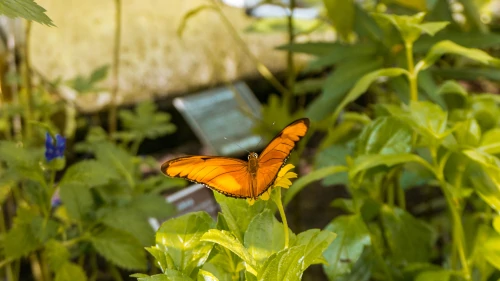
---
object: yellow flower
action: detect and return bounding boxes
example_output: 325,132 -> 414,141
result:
246,164 -> 297,205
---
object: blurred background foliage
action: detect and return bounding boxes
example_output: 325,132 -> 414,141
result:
2,0 -> 500,281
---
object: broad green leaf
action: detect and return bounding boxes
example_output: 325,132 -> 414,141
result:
355,116 -> 412,156
284,166 -> 348,206
0,0 -> 54,26
94,142 -> 135,188
60,160 -> 117,187
156,212 -> 214,275
381,205 -> 436,263
201,229 -> 257,275
417,70 -> 447,109
137,271 -> 193,281
331,68 -> 408,122
198,269 -> 219,281
214,193 -> 273,242
415,270 -> 451,281
45,240 -> 70,271
54,262 -> 87,281
415,31 -> 500,52
295,229 -> 336,269
323,214 -> 371,279
118,100 -> 176,140
100,207 -> 155,246
305,56 -> 383,121
432,67 -> 500,82
466,161 -> 500,212
350,153 -> 433,179
293,78 -> 324,95
408,101 -> 449,140
257,245 -> 306,281
322,0 -> 354,40
480,128 -> 500,154
204,245 -> 243,277
200,263 -> 232,281
454,118 -> 481,147
59,182 -> 94,221
3,223 -> 39,259
416,40 -> 500,72
0,141 -> 45,184
91,227 -> 147,270
353,4 -> 383,41
244,210 -> 288,264
30,216 -> 59,242
477,226 -> 500,270
387,0 -> 427,11
437,80 -> 467,109
470,95 -> 500,132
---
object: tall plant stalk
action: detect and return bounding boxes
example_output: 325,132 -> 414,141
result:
22,20 -> 33,140
286,0 -> 296,106
108,0 -> 122,137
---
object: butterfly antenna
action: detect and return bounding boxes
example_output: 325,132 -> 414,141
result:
224,137 -> 251,153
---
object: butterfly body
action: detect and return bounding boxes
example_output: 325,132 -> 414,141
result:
161,118 -> 310,199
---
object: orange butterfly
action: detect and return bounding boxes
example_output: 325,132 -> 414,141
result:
161,118 -> 310,199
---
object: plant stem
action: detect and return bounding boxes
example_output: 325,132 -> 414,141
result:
405,41 -> 418,102
22,21 -> 33,141
286,0 -> 296,105
430,147 -> 470,280
108,0 -> 122,138
212,1 -> 290,97
273,187 -> 289,249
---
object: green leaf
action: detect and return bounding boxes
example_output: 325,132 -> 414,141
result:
138,272 -> 193,281
93,142 -> 135,188
305,44 -> 378,72
470,95 -> 500,132
476,226 -> 500,270
30,216 -> 59,242
257,245 -> 306,281
214,193 -> 273,242
60,160 -> 117,187
0,0 -> 54,26
0,141 -> 45,184
305,56 -> 384,121
355,116 -> 412,156
322,0 -> 354,40
415,31 -> 500,52
54,262 -> 87,281
156,212 -> 214,275
480,128 -> 500,154
293,78 -> 324,95
350,153 -> 433,179
295,229 -> 337,269
118,100 -> 176,140
381,205 -> 436,263
284,166 -> 348,206
407,101 -> 449,140
244,210 -> 288,264
414,270 -> 451,281
466,161 -> 500,212
89,65 -> 109,84
330,68 -> 408,122
100,207 -> 155,246
59,183 -> 94,221
3,222 -> 40,259
373,12 -> 448,43
198,269 -> 219,281
416,40 -> 500,72
201,229 -> 257,275
45,240 -> 70,271
454,118 -> 481,147
323,214 -> 371,279
437,80 -> 467,109
91,227 -> 147,270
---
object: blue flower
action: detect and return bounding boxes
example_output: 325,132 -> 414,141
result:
45,132 -> 66,161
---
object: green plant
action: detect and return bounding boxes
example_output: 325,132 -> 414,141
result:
134,167 -> 336,281
283,11 -> 500,281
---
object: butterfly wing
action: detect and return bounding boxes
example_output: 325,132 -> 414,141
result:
255,118 -> 310,196
161,156 -> 253,198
